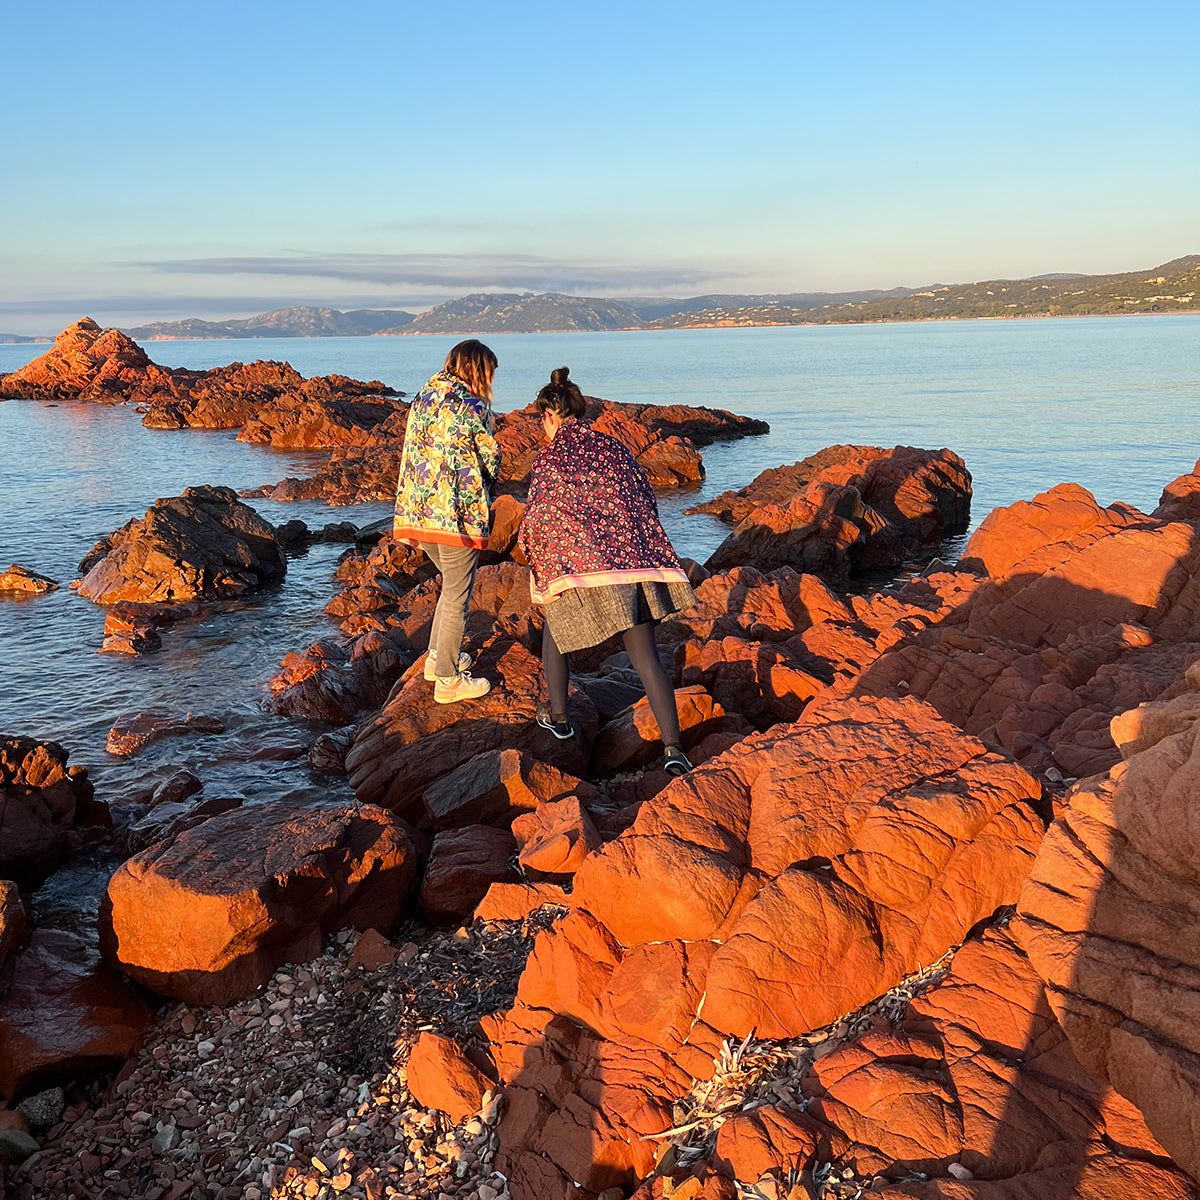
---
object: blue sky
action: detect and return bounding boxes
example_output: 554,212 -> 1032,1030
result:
2,0 -> 1196,332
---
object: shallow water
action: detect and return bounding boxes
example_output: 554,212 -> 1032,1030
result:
2,315 -> 1197,841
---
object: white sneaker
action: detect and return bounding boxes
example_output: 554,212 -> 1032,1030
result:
424,650 -> 473,681
433,672 -> 492,704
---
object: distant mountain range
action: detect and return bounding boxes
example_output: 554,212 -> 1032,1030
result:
0,332 -> 50,343
13,256 -> 1192,342
124,306 -> 415,340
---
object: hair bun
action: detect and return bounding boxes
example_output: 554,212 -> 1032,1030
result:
550,366 -> 570,386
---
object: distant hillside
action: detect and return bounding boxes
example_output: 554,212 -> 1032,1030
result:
0,332 -> 49,343
124,306 -> 415,340
645,257 -> 1200,328
629,288 -> 914,321
380,293 -> 642,335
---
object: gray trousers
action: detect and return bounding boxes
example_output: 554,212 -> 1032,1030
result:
420,542 -> 480,679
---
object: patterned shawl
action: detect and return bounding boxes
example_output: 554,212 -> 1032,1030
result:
518,420 -> 689,604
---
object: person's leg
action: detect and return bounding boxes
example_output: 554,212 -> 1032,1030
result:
421,543 -> 444,657
432,545 -> 479,678
622,621 -> 682,748
542,622 -> 570,720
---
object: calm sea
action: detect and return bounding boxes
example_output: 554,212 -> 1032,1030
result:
2,315 -> 1197,909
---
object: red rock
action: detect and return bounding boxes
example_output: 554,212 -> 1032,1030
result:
0,929 -> 155,1101
589,686 -> 726,774
406,1032 -> 490,1121
630,1171 -> 737,1200
474,881 -> 572,923
0,737 -> 94,887
713,1106 -> 840,1183
0,565 -> 58,595
75,485 -> 286,605
0,1108 -> 29,1134
796,930 -> 1192,1198
348,929 -> 399,971
676,635 -> 826,727
105,711 -> 225,757
512,797 -> 602,880
238,389 -> 406,449
483,494 -> 527,562
419,826 -> 518,927
1154,458 -> 1200,522
100,802 -> 416,1004
1013,675 -> 1200,1182
268,636 -> 405,725
0,883 -> 26,972
125,794 -> 243,853
346,638 -> 597,820
100,599 -> 196,653
421,748 -> 595,831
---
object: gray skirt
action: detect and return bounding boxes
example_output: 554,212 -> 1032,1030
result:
543,580 -> 697,654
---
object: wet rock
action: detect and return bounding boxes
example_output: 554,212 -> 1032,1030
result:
100,599 -> 197,653
125,793 -> 244,853
269,639 -> 391,725
75,485 -> 286,605
0,565 -> 58,595
406,1033 -> 490,1122
0,737 -> 94,888
347,638 -> 597,820
0,929 -> 155,1101
308,726 -> 356,775
106,711 -> 225,756
0,883 -> 27,971
419,826 -> 519,927
1013,669 -> 1200,1182
100,802 -> 417,1004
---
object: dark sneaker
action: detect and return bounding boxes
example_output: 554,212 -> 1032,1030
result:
535,701 -> 575,740
663,747 -> 694,777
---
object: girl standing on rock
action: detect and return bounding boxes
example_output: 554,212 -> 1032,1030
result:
518,367 -> 697,775
393,340 -> 500,703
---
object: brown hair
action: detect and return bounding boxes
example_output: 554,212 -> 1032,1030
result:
535,366 -> 586,419
444,339 -> 498,402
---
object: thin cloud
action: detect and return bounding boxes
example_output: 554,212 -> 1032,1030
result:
130,252 -> 733,294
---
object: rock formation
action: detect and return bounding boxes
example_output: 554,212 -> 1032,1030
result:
75,485 -> 285,604
0,318 -> 397,429
696,446 -> 972,575
0,566 -> 58,596
1013,658 -> 1200,1181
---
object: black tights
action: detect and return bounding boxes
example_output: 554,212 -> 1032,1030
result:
542,621 -> 682,748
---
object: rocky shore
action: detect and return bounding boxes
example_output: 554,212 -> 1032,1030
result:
3,322 -> 1199,1200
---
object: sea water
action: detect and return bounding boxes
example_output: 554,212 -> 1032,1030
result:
1,315 -> 1197,876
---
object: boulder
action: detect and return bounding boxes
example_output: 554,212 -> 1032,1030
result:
75,485 -> 285,605
268,634 -> 409,725
0,565 -> 58,596
588,686 -> 727,774
420,748 -> 596,832
474,881 -> 572,924
238,388 -> 406,448
512,797 -> 602,880
100,600 -> 196,654
406,1033 -> 491,1121
1013,672 -> 1200,1182
346,638 -> 597,820
99,802 -> 417,1004
0,738 -> 94,888
419,826 -> 519,927
0,930 -> 156,1101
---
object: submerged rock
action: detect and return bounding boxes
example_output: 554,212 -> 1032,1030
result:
75,485 -> 285,605
0,565 -> 58,596
105,711 -> 226,757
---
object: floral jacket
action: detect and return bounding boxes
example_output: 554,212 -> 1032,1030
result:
393,372 -> 501,549
517,419 -> 689,604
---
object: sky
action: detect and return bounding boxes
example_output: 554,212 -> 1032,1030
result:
1,0 -> 1197,333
